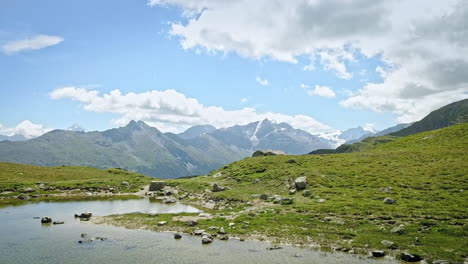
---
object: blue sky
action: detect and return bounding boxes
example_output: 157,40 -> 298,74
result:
1,0 -> 466,138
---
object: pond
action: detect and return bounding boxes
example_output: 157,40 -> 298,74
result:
0,198 -> 398,264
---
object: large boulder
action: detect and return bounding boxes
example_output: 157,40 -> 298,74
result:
294,176 -> 307,190
41,217 -> 52,223
149,181 -> 166,191
212,183 -> 226,192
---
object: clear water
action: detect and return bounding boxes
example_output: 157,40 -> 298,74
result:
0,199 -> 398,264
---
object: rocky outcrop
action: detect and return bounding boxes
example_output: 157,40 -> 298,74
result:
252,150 -> 286,157
149,181 -> 166,191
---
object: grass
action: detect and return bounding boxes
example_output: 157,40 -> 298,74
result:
0,163 -> 153,207
160,124 -> 468,263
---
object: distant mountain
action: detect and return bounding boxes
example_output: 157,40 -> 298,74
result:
339,127 -> 376,143
0,121 -> 249,179
209,119 -> 333,154
345,123 -> 411,144
392,99 -> 468,137
0,134 -> 28,142
68,124 -> 85,132
177,125 -> 216,140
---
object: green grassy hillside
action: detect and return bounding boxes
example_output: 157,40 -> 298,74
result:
165,124 -> 468,263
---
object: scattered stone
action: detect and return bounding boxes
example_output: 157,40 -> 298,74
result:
158,221 -> 167,226
302,190 -> 312,197
23,187 -> 34,193
75,212 -> 92,219
53,221 -> 64,225
371,251 -> 385,257
390,226 -> 405,234
212,183 -> 226,192
149,181 -> 166,191
201,234 -> 213,244
121,181 -> 129,186
289,189 -> 297,195
287,159 -> 297,163
194,229 -> 205,235
401,252 -> 422,262
163,197 -> 177,204
384,197 -> 396,204
165,190 -> 173,196
41,217 -> 52,223
267,246 -> 283,250
186,220 -> 198,226
260,194 -> 269,200
174,233 -> 182,239
432,260 -> 449,264
218,227 -> 226,235
379,187 -> 393,192
17,194 -> 30,200
219,236 -> 229,240
318,198 -> 327,203
253,178 -> 261,184
239,238 -> 245,241
81,233 -> 88,238
272,195 -> 282,204
381,240 -> 398,249
199,213 -> 211,218
208,226 -> 219,231
324,217 -> 333,221
294,176 -> 307,190
281,198 -> 293,205
33,216 -> 40,219
145,191 -> 154,196
228,222 -> 235,227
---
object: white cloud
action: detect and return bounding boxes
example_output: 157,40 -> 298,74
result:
0,120 -> 51,138
304,84 -> 336,98
50,87 -> 336,134
150,0 -> 468,123
240,97 -> 248,104
1,34 -> 64,55
255,76 -> 269,86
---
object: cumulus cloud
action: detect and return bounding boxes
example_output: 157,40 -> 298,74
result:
50,87 -> 335,134
0,120 -> 51,138
255,76 -> 269,86
150,0 -> 468,123
305,85 -> 336,98
1,34 -> 64,55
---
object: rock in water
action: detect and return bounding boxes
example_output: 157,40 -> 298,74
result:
201,234 -> 213,244
371,251 -> 385,257
53,221 -> 64,225
212,183 -> 226,192
41,217 -> 52,223
174,233 -> 182,239
149,181 -> 166,191
294,176 -> 307,190
401,252 -> 422,262
75,212 -> 92,219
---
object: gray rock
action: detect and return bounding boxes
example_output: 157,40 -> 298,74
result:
194,229 -> 205,235
432,260 -> 449,264
390,226 -> 405,234
302,190 -> 312,197
163,197 -> 177,203
17,194 -> 30,200
384,197 -> 396,204
381,240 -> 398,249
158,221 -> 167,226
121,181 -> 129,186
219,236 -> 229,240
318,198 -> 326,203
294,176 -> 307,190
286,159 -> 297,164
149,181 -> 166,191
289,189 -> 297,195
401,252 -> 422,262
267,246 -> 283,250
53,221 -> 64,225
75,212 -> 92,219
41,217 -> 52,223
208,226 -> 219,231
201,234 -> 213,244
218,227 -> 226,235
212,183 -> 226,192
174,233 -> 182,239
23,187 -> 34,193
371,251 -> 385,257
252,150 -> 286,157
260,194 -> 269,200
281,198 -> 293,205
186,220 -> 198,226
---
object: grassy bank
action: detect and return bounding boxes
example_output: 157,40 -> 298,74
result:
0,163 -> 152,207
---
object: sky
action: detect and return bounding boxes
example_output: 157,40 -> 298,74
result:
0,0 -> 467,138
